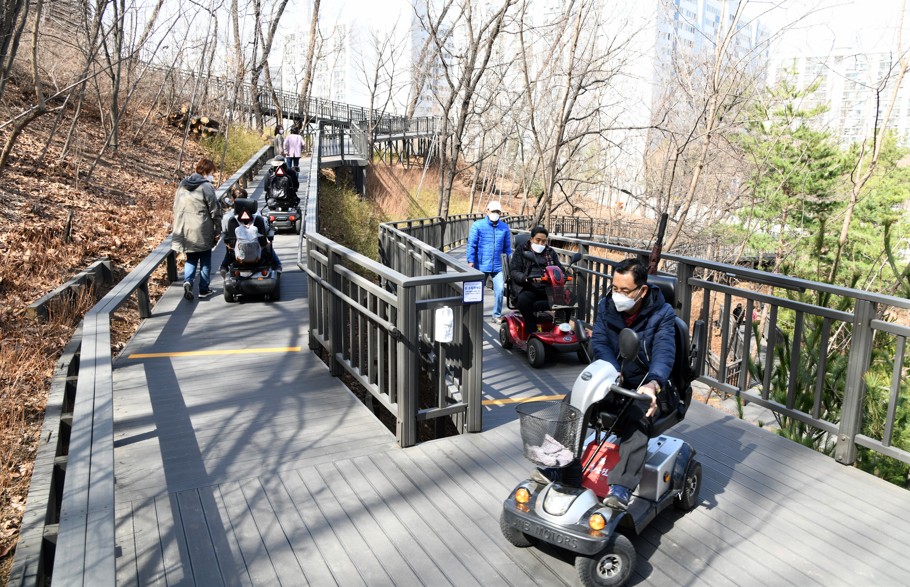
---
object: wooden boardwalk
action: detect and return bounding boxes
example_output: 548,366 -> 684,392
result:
110,198 -> 910,586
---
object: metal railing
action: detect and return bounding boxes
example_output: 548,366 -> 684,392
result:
550,235 -> 910,469
11,146 -> 275,586
146,64 -> 439,137
302,127 -> 488,447
374,214 -> 910,469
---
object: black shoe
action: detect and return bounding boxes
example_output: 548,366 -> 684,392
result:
183,282 -> 194,301
199,289 -> 213,297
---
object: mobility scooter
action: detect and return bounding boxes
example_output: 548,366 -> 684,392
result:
500,276 -> 707,587
222,198 -> 281,303
261,157 -> 302,234
499,235 -> 590,368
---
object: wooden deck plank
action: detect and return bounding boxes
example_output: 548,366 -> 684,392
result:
115,499 -> 138,587
315,462 -> 422,585
258,474 -> 336,587
217,481 -> 281,586
131,498 -> 166,587
175,489 -> 225,586
237,479 -> 309,586
329,454 -> 452,586
301,465 -> 395,585
278,468 -> 366,587
197,485 -> 253,587
370,450 -> 506,586
154,493 -> 192,586
350,455 -> 480,586
385,448 -> 560,586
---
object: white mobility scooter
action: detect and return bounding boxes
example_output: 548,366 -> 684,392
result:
500,276 -> 706,587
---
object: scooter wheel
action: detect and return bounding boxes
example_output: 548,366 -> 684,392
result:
575,534 -> 635,587
295,218 -> 302,234
674,460 -> 702,511
499,511 -> 536,548
223,289 -> 236,303
499,323 -> 513,349
527,338 -> 546,368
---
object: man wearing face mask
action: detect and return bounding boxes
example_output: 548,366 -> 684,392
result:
172,158 -> 222,300
466,201 -> 512,323
508,226 -> 564,335
589,258 -> 676,510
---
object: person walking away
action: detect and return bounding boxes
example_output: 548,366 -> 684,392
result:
273,123 -> 284,156
172,158 -> 222,300
283,127 -> 304,171
466,201 -> 512,323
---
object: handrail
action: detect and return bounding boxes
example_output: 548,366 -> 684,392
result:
386,214 -> 910,469
12,146 -> 274,586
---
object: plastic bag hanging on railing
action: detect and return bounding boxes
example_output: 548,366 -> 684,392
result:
435,306 -> 454,343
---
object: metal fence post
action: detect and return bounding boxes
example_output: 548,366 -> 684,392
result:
397,285 -> 419,447
676,261 -> 694,322
465,296 -> 483,433
835,299 -> 876,464
326,248 -> 343,377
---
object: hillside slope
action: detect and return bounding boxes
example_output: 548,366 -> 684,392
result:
0,76 -> 228,579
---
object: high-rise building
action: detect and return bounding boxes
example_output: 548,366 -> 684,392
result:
767,50 -> 910,147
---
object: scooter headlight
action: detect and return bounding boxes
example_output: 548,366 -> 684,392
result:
589,513 -> 606,531
542,486 -> 580,516
515,487 -> 531,504
558,323 -> 572,333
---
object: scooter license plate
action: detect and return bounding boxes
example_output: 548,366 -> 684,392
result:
507,517 -> 581,550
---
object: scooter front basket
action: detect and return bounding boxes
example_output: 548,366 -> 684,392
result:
516,400 -> 582,467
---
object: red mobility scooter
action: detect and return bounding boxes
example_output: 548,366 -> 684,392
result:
499,235 -> 590,368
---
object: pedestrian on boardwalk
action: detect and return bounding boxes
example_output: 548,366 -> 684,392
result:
283,126 -> 304,171
273,122 -> 284,156
172,158 -> 222,301
466,201 -> 512,323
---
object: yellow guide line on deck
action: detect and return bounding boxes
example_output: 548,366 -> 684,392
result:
128,347 -> 301,359
482,394 -> 565,406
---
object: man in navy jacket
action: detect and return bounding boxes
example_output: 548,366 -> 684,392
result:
591,258 -> 677,510
466,201 -> 512,322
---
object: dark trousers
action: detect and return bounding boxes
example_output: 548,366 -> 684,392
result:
516,286 -> 549,334
608,401 -> 651,490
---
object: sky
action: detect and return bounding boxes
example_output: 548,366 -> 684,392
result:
767,0 -> 910,56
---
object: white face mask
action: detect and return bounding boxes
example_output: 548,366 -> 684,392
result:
205,174 -> 214,182
488,212 -> 500,223
613,288 -> 642,313
531,243 -> 545,254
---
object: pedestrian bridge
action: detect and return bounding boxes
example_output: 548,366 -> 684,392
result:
11,137 -> 910,586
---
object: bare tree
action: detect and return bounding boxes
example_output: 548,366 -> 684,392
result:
296,0 -> 321,119
0,0 -> 30,100
421,0 -> 517,220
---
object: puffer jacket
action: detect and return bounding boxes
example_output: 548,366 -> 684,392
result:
466,217 -> 512,272
508,240 -> 565,299
590,286 -> 676,389
171,174 -> 222,254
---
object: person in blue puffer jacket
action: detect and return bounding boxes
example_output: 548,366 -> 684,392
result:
466,201 -> 512,322
590,258 -> 676,511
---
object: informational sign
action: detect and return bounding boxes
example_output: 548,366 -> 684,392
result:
463,281 -> 484,303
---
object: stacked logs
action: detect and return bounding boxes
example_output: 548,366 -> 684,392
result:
166,104 -> 221,137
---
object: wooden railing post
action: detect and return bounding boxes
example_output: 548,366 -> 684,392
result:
835,299 -> 876,464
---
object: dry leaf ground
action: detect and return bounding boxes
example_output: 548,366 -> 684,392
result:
0,74 -> 219,580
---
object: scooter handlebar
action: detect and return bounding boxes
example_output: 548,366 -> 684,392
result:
610,384 -> 654,402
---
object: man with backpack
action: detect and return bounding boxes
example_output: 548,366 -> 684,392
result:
261,157 -> 299,208
172,158 -> 222,300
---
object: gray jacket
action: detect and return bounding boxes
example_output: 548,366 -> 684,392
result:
171,174 -> 221,253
